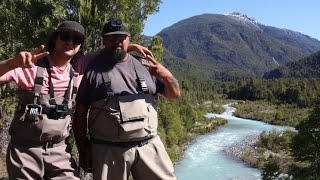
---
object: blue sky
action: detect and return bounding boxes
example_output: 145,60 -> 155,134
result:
143,0 -> 320,40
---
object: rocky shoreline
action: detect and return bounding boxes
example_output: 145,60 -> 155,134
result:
223,134 -> 259,162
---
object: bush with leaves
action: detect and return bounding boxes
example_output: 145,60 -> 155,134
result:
289,98 -> 320,179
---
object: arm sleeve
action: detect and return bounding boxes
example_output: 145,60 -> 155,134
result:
1,67 -> 37,92
1,69 -> 17,83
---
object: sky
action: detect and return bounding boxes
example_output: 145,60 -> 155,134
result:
143,0 -> 320,40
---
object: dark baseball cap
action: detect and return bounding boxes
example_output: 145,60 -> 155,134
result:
56,21 -> 85,37
102,19 -> 130,36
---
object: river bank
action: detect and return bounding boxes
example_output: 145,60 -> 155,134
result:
223,134 -> 259,162
172,116 -> 228,165
233,100 -> 308,127
174,104 -> 296,179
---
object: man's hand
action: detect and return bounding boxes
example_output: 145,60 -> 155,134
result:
142,55 -> 173,79
0,45 -> 49,81
143,55 -> 180,99
128,44 -> 153,58
12,45 -> 49,68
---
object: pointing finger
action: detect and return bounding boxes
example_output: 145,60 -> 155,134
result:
32,52 -> 49,62
24,53 -> 34,68
143,48 -> 154,58
30,45 -> 49,62
146,55 -> 158,64
31,45 -> 46,55
148,51 -> 154,58
142,62 -> 156,68
141,51 -> 146,58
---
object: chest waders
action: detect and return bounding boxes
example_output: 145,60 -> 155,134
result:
9,57 -> 78,145
89,57 -> 159,145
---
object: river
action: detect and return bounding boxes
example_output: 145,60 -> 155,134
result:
174,104 -> 294,180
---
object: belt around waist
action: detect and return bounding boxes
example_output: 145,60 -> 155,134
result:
11,138 -> 68,149
92,135 -> 156,148
18,104 -> 72,119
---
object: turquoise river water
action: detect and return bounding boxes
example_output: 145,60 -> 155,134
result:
174,104 -> 294,180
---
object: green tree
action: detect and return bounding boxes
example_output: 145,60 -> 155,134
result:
148,35 -> 164,64
75,0 -> 161,50
0,0 -> 161,56
261,156 -> 282,180
0,0 -> 64,57
289,98 -> 320,179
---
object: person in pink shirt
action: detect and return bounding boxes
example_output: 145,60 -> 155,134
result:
0,20 -> 151,179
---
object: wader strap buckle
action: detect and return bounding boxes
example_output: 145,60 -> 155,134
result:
25,104 -> 42,120
140,79 -> 148,92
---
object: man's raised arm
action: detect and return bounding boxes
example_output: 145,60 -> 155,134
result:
0,45 -> 49,82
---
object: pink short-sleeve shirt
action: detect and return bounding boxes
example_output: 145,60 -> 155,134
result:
3,54 -> 93,94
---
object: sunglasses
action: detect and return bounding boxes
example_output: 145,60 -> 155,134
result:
104,34 -> 128,41
59,31 -> 84,45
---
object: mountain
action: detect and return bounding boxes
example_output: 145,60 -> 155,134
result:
156,13 -> 320,81
263,51 -> 320,79
227,12 -> 320,53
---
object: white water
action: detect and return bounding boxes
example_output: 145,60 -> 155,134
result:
174,104 -> 294,180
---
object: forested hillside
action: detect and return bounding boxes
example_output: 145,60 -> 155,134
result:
158,13 -> 320,81
263,51 -> 320,79
226,78 -> 320,108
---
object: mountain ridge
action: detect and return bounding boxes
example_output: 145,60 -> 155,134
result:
154,13 -> 320,81
263,51 -> 320,79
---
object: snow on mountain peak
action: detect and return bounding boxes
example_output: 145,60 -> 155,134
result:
225,12 -> 263,31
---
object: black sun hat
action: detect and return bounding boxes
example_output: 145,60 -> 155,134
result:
56,21 -> 85,37
102,19 -> 130,36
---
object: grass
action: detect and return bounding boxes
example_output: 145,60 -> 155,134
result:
233,100 -> 309,127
